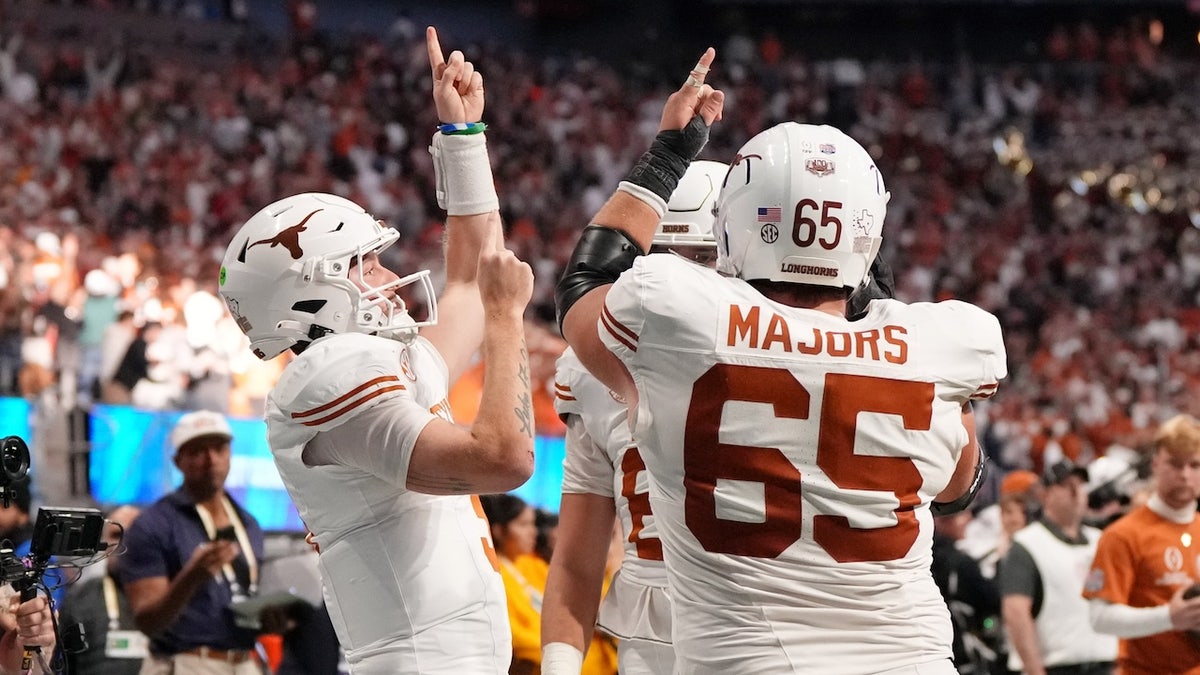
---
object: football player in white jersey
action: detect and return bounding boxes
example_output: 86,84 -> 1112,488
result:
541,159 -> 728,675
218,28 -> 535,674
555,50 -> 1006,674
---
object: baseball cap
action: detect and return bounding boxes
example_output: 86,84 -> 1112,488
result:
171,410 -> 233,453
1041,459 -> 1089,487
999,470 -> 1038,497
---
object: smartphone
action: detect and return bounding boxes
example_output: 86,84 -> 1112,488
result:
214,525 -> 238,542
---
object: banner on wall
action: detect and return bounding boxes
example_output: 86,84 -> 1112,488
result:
88,405 -> 304,532
87,404 -> 568,531
0,398 -> 32,444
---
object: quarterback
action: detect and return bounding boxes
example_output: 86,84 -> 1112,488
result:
218,28 -> 534,674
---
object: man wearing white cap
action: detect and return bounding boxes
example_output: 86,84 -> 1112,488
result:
120,410 -> 268,674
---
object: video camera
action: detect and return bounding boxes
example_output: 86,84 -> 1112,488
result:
0,436 -> 109,672
0,437 -> 107,573
0,435 -> 29,510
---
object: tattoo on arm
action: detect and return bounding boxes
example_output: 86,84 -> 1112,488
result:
515,342 -> 534,437
408,471 -> 474,493
515,401 -> 533,437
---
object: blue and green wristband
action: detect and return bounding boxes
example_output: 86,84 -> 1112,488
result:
438,122 -> 487,135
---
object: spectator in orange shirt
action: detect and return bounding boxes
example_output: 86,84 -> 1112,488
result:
1083,414 -> 1200,675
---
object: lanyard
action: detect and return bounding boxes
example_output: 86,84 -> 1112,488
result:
194,496 -> 258,595
102,576 -> 121,631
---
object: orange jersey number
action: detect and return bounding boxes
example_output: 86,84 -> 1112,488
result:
621,447 -> 664,561
684,365 -> 931,563
471,495 -> 501,572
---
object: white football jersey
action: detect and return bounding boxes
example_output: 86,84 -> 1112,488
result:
601,255 -> 1007,674
266,332 -> 509,674
554,348 -> 673,649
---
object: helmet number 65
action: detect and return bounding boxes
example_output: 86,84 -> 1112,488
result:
793,199 -> 842,250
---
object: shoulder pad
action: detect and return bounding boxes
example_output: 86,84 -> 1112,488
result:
273,333 -> 409,430
553,347 -> 627,422
936,300 -> 1007,396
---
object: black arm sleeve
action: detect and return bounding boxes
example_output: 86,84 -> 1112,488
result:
931,450 -> 988,516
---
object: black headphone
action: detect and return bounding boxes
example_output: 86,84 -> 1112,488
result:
0,436 -> 30,509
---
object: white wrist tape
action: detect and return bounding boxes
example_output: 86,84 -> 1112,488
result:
429,132 -> 499,216
541,642 -> 584,675
617,181 -> 667,218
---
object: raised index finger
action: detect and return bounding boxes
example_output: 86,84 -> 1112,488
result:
426,26 -> 445,70
681,47 -> 716,92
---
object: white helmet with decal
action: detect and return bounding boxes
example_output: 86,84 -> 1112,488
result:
653,160 -> 728,248
219,192 -> 436,360
715,122 -> 889,289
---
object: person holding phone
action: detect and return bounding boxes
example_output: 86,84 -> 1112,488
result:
119,410 -> 269,675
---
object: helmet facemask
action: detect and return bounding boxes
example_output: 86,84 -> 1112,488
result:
343,235 -> 438,343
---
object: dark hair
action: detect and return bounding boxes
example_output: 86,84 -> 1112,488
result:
749,279 -> 851,306
535,508 -> 559,561
479,493 -> 527,528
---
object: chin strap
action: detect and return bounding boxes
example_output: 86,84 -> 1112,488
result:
378,325 -> 418,344
931,450 -> 989,517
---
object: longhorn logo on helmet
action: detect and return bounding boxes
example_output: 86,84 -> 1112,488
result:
248,209 -> 322,259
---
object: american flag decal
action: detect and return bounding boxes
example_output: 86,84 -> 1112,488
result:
757,207 -> 782,222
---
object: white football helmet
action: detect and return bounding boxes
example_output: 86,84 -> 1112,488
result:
653,160 -> 728,248
218,192 -> 436,360
715,122 -> 889,289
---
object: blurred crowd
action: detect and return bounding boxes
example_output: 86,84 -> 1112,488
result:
0,3 -> 1197,486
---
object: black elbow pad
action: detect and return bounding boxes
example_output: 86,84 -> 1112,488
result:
931,451 -> 989,517
555,226 -> 646,332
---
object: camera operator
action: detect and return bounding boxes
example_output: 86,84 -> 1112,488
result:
120,411 -> 268,674
0,591 -> 55,674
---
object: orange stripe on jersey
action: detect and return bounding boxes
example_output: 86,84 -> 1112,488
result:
298,384 -> 407,427
554,382 -> 575,401
971,382 -> 999,400
291,375 -> 404,419
601,305 -> 638,352
555,391 -> 577,402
